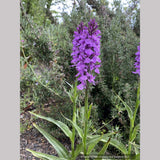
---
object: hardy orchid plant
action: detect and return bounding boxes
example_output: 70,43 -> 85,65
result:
27,19 -> 117,160
112,44 -> 140,159
26,19 -> 140,160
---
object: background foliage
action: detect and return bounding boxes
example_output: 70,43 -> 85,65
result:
20,0 -> 140,155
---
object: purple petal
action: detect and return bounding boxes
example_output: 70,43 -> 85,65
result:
95,68 -> 100,74
77,83 -> 85,90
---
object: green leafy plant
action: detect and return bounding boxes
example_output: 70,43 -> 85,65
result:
27,82 -> 116,160
101,82 -> 140,159
124,86 -> 140,158
20,46 -> 65,133
20,1 -> 140,159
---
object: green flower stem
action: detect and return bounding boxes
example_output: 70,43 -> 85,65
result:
71,82 -> 77,159
21,47 -> 61,98
128,83 -> 140,156
133,83 -> 140,124
83,82 -> 89,158
128,120 -> 134,156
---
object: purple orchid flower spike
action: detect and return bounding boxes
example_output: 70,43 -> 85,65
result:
71,19 -> 101,90
133,45 -> 140,76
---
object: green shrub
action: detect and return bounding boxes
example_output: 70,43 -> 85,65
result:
20,54 -> 67,133
58,1 -> 140,147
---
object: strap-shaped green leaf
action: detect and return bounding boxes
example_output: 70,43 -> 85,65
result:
73,143 -> 83,158
134,144 -> 140,155
130,153 -> 140,160
33,124 -> 69,158
87,135 -> 102,154
88,104 -> 93,120
30,112 -> 72,140
116,94 -> 133,119
130,124 -> 140,142
87,132 -> 117,143
94,136 -> 127,155
96,137 -> 111,159
110,139 -> 128,155
26,149 -> 67,160
135,153 -> 140,160
87,135 -> 101,145
62,115 -> 83,139
86,132 -> 117,155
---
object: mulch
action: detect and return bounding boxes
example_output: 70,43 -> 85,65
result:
20,128 -> 55,160
20,112 -> 71,160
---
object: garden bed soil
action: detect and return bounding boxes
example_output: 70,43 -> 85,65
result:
20,112 -> 70,160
